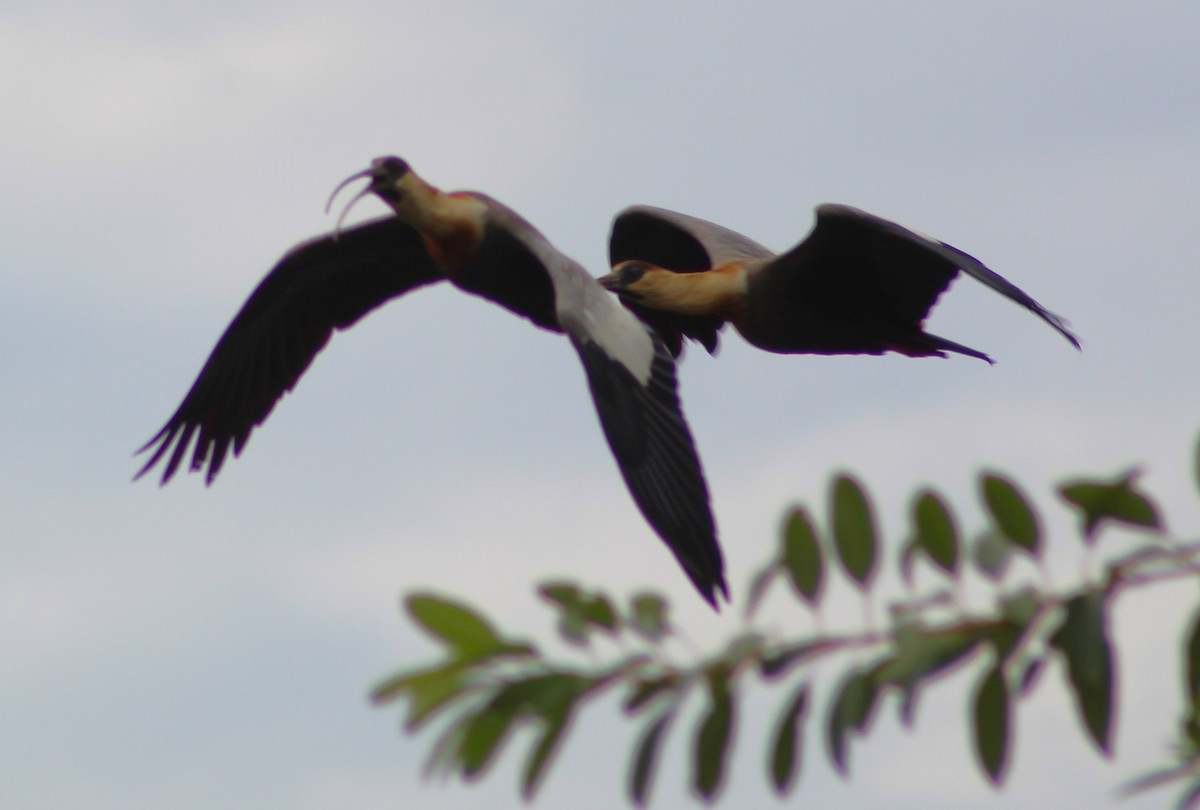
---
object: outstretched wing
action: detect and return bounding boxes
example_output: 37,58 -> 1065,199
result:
769,205 -> 1080,349
435,195 -> 726,604
544,242 -> 726,604
136,216 -> 444,484
571,331 -> 725,605
608,206 -> 774,356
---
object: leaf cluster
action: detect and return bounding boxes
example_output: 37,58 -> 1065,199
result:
374,458 -> 1200,805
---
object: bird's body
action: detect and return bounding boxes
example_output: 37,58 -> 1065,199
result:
601,204 -> 1081,361
138,158 -> 726,606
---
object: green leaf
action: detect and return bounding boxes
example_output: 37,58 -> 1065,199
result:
624,674 -> 681,714
406,593 -> 509,658
744,561 -> 779,619
457,699 -> 520,779
1050,591 -> 1115,755
460,674 -> 586,781
826,668 -> 878,775
769,681 -> 810,795
539,582 -> 582,605
629,709 -> 675,807
585,594 -> 619,631
760,639 -> 837,679
1186,606 -> 1200,708
782,507 -> 825,605
972,663 -> 1011,785
983,620 -> 1023,664
876,626 -> 978,687
972,530 -> 1013,582
694,666 -> 735,801
423,710 -> 474,779
874,626 -> 986,727
1000,587 -> 1042,627
398,666 -> 476,730
1059,469 -> 1164,544
629,592 -> 669,641
371,661 -> 463,705
521,706 -> 573,799
539,582 -> 619,644
980,472 -> 1041,556
911,490 -> 960,575
540,583 -> 585,648
830,474 -> 878,589
519,673 -> 590,714
1187,712 -> 1200,748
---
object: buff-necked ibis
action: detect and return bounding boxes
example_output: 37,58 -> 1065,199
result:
599,204 -> 1080,361
137,158 -> 726,606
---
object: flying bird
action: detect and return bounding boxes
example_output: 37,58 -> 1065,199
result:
600,204 -> 1081,361
136,157 -> 726,606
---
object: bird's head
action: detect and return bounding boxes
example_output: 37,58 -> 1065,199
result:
599,260 -> 668,304
364,155 -> 412,205
326,155 -> 433,235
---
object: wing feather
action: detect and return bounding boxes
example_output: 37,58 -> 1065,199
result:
780,205 -> 1081,349
136,216 -> 443,484
572,332 -> 726,606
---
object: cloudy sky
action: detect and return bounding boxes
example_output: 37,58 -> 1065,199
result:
4,2 -> 1199,808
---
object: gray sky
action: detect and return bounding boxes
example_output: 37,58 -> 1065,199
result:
3,2 -> 1199,808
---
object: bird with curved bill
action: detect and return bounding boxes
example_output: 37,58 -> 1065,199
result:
600,204 -> 1081,361
136,157 -> 727,607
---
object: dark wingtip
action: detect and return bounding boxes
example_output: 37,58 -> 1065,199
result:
708,579 -> 731,611
131,455 -> 154,484
1027,300 -> 1084,350
917,332 -> 994,365
132,427 -> 174,484
1061,324 -> 1084,352
685,550 -> 730,611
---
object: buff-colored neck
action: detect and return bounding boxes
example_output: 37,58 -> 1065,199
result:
379,173 -> 489,272
633,264 -> 749,317
387,173 -> 488,239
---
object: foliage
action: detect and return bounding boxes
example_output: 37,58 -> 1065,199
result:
373,453 -> 1200,806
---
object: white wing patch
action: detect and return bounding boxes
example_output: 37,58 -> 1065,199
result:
484,198 -> 658,385
558,275 -> 656,386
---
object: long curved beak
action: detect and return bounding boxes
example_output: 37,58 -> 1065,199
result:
325,168 -> 375,240
325,168 -> 373,215
324,157 -> 412,239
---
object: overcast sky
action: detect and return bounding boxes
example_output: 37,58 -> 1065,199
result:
4,2 -> 1200,808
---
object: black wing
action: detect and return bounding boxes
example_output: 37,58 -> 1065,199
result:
136,216 -> 444,484
572,333 -> 726,607
769,205 -> 1080,350
609,207 -> 718,271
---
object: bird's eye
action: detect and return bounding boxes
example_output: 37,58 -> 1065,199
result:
621,262 -> 647,284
